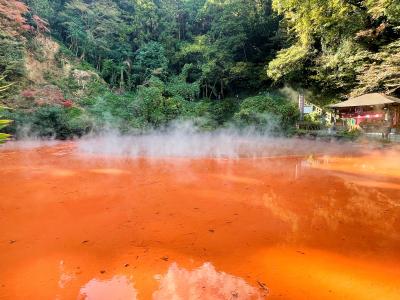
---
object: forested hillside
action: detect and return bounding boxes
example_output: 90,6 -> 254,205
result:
0,0 -> 399,138
26,0 -> 281,94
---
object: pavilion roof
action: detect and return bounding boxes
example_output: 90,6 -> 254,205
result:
329,93 -> 400,108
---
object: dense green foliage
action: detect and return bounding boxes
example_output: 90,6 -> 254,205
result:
4,76 -> 298,137
0,33 -> 25,84
25,0 -> 281,97
5,105 -> 92,139
0,79 -> 12,143
234,93 -> 299,132
0,105 -> 11,143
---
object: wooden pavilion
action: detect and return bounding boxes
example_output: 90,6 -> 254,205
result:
329,93 -> 400,133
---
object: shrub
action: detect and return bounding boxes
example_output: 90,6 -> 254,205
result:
86,92 -> 137,132
234,93 -> 299,134
179,100 -> 218,130
132,80 -> 168,128
165,76 -> 200,101
0,106 -> 11,143
5,105 -> 93,139
208,98 -> 240,125
132,42 -> 169,85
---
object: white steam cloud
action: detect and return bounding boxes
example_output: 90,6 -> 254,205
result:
77,121 -> 365,159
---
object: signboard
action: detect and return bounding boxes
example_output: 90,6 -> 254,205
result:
303,105 -> 313,114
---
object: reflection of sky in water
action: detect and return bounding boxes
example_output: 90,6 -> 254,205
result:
153,263 -> 265,300
78,276 -> 138,300
76,263 -> 264,300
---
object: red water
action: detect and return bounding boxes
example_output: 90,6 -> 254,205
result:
0,142 -> 399,299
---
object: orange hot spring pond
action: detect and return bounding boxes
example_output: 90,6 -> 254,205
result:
0,139 -> 400,300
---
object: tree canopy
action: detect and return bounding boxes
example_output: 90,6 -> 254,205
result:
21,0 -> 281,98
268,0 -> 400,102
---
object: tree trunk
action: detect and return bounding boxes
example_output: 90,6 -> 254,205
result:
220,79 -> 224,99
120,68 -> 124,89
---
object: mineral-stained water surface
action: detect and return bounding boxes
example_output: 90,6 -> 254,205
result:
0,141 -> 399,299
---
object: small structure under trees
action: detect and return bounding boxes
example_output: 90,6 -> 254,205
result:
329,93 -> 400,134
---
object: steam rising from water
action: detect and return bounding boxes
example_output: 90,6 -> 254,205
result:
77,122 -> 365,159
2,122 -> 381,159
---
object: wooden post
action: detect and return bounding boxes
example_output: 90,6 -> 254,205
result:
298,92 -> 305,121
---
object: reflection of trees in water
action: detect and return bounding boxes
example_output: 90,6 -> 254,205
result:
312,181 -> 400,240
263,192 -> 299,234
259,165 -> 400,249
